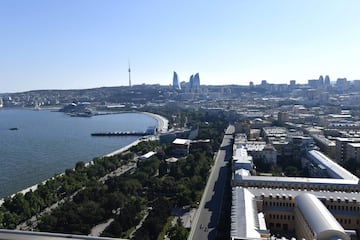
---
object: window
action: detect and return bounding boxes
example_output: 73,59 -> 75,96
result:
283,223 -> 288,231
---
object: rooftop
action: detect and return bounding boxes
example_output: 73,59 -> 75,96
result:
307,150 -> 359,181
295,193 -> 349,240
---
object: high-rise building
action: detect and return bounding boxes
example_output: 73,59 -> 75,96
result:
172,71 -> 181,89
278,111 -> 289,123
325,75 -> 330,86
319,75 -> 324,85
308,79 -> 323,89
193,73 -> 200,87
189,74 -> 194,88
189,73 -> 200,89
289,80 -> 296,89
336,78 -> 348,92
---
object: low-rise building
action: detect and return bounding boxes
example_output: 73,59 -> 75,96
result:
312,134 -> 336,159
261,145 -> 277,165
231,187 -> 360,240
295,193 -> 350,240
346,142 -> 360,163
171,138 -> 191,157
336,137 -> 360,162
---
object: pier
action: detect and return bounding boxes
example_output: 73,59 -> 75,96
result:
91,131 -> 147,137
91,126 -> 157,137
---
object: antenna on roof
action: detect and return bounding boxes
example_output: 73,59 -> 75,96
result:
128,60 -> 131,87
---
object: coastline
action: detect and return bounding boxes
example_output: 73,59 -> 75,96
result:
0,112 -> 168,206
142,112 -> 169,133
0,138 -> 142,206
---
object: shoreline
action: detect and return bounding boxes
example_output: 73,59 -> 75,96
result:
142,112 -> 169,133
0,112 -> 168,206
0,138 -> 142,206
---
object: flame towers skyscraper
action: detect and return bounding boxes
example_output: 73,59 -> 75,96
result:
173,71 -> 181,89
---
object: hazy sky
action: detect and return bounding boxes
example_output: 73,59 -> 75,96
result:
1,0 -> 360,92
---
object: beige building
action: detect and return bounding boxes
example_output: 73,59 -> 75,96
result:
171,138 -> 190,157
248,128 -> 261,140
261,145 -> 277,165
295,193 -> 350,240
312,134 -> 336,159
277,111 -> 289,123
231,147 -> 360,239
231,187 -> 360,240
346,142 -> 360,163
336,137 -> 360,162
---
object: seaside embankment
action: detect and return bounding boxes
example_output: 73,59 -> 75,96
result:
0,112 -> 168,206
142,112 -> 169,133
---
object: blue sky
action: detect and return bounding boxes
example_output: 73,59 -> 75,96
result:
1,0 -> 360,92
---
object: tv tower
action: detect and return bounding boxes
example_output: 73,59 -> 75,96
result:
128,61 -> 131,87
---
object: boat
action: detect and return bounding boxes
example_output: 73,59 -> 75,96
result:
9,127 -> 18,131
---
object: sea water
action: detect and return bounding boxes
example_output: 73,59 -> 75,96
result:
0,109 -> 156,198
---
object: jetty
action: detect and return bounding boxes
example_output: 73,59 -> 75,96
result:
92,131 -> 148,137
91,126 -> 157,137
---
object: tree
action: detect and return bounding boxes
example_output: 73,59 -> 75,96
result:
4,193 -> 31,219
2,212 -> 20,229
101,220 -> 123,237
284,166 -> 299,177
168,223 -> 189,240
38,214 -> 58,232
75,161 -> 85,172
158,161 -> 168,176
25,190 -> 45,215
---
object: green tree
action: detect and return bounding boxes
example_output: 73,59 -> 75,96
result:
4,193 -> 31,219
284,166 -> 299,177
75,161 -> 85,172
168,223 -> 189,240
25,190 -> 45,215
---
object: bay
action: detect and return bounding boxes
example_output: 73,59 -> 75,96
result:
0,109 -> 157,198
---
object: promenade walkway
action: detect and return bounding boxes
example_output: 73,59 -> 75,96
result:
142,112 -> 169,133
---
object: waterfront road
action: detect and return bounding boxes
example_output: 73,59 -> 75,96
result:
188,125 -> 234,240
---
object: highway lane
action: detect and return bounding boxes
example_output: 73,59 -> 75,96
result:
188,125 -> 234,240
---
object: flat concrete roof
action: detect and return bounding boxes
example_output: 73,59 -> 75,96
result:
0,230 -> 125,240
246,187 -> 360,201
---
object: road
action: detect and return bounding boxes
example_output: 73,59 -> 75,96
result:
188,125 -> 234,240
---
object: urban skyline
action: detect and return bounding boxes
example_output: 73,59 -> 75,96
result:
1,71 -> 360,239
1,0 -> 360,92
